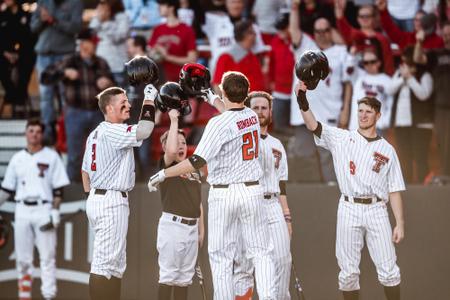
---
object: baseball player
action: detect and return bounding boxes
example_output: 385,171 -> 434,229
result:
155,107 -> 205,300
148,71 -> 276,299
289,3 -> 356,183
0,118 -> 70,300
233,91 -> 292,300
294,59 -> 405,300
81,82 -> 157,300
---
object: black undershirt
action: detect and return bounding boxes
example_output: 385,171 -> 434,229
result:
159,158 -> 202,218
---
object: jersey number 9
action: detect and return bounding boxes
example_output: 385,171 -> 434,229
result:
242,130 -> 259,161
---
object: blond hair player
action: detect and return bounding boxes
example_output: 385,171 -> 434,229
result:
81,83 -> 157,300
296,73 -> 405,300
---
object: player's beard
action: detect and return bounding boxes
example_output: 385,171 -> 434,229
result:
258,115 -> 271,127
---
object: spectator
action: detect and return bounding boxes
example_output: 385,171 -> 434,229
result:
41,29 -> 114,181
31,0 -> 83,145
268,12 -> 295,136
123,0 -> 161,32
126,35 -> 153,179
335,0 -> 395,75
90,0 -> 130,86
0,0 -> 36,118
201,0 -> 266,76
297,0 -> 335,36
390,46 -> 433,183
148,0 -> 197,82
288,2 -> 355,183
349,49 -> 396,132
251,0 -> 287,45
212,20 -> 265,92
414,21 -> 450,177
377,0 -> 444,51
386,0 -> 420,32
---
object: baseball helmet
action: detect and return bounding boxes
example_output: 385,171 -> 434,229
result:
156,82 -> 192,116
179,63 -> 211,97
0,214 -> 9,249
125,56 -> 159,86
295,50 -> 329,90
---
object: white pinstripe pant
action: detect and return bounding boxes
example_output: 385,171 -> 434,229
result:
86,190 -> 130,279
336,198 -> 401,291
234,197 -> 292,299
207,183 -> 276,300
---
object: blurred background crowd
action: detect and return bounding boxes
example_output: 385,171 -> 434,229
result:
0,0 -> 449,185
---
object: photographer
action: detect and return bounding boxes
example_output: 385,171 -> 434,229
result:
41,28 -> 114,182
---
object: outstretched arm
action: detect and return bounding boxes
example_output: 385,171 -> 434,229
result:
295,81 -> 319,132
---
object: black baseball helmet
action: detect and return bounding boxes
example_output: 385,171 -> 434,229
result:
179,63 -> 211,97
156,82 -> 192,116
295,50 -> 329,90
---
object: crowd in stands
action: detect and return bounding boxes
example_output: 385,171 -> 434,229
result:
0,0 -> 449,184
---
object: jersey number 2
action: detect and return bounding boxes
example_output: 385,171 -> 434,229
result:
91,144 -> 97,171
242,131 -> 259,161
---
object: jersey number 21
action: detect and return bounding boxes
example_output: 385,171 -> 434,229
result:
242,130 -> 259,161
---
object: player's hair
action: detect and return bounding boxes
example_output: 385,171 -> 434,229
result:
26,118 -> 45,132
246,91 -> 273,109
130,35 -> 147,52
97,87 -> 126,114
220,71 -> 250,103
357,97 -> 381,113
234,20 -> 254,42
160,129 -> 186,147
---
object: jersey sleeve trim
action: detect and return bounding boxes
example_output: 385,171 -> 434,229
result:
313,122 -> 323,138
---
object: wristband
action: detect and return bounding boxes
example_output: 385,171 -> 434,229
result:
297,90 -> 309,112
140,104 -> 155,122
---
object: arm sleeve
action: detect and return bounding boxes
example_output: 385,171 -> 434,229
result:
336,17 -> 356,46
1,157 -> 17,192
51,153 -> 70,189
407,73 -> 433,101
148,26 -> 159,47
53,1 -> 83,35
104,124 -> 143,149
387,148 -> 406,193
379,9 -> 408,49
313,123 -> 348,151
193,117 -> 226,163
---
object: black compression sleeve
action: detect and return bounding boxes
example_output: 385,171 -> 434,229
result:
297,90 -> 309,112
189,155 -> 207,170
313,122 -> 322,138
279,181 -> 287,196
140,104 -> 155,122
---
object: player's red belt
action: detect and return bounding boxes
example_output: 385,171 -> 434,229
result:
344,196 -> 382,204
94,189 -> 127,198
172,215 -> 197,226
212,181 -> 259,189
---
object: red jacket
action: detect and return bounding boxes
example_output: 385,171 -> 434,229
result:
337,16 -> 395,75
269,35 -> 295,94
379,9 -> 444,50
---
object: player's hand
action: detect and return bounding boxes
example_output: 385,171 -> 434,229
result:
50,209 -> 60,228
294,80 -> 307,96
168,109 -> 180,121
147,170 -> 166,192
200,88 -> 219,105
392,224 -> 404,243
144,84 -> 158,101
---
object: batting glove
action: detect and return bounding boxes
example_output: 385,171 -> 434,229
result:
201,88 -> 219,106
144,84 -> 158,101
148,170 -> 166,192
50,209 -> 60,228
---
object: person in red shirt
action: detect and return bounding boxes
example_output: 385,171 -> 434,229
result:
268,12 -> 295,134
213,20 -> 266,92
376,0 -> 444,51
334,0 -> 395,75
148,0 -> 197,82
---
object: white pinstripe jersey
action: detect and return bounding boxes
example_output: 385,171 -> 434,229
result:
314,123 -> 405,201
82,122 -> 142,191
1,147 -> 69,202
194,107 -> 263,185
259,134 -> 288,194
